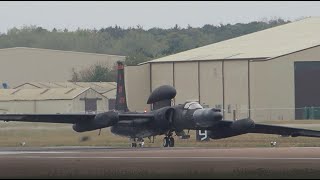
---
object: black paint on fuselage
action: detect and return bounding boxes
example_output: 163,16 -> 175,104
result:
110,104 -> 220,139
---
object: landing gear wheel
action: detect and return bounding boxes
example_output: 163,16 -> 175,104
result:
131,142 -> 137,148
138,141 -> 145,148
169,137 -> 175,147
163,137 -> 169,147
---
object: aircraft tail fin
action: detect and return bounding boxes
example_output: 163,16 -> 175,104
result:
115,61 -> 129,112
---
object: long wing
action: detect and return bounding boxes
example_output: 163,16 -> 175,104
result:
0,113 -> 154,124
249,123 -> 320,138
217,120 -> 320,138
0,114 -> 95,124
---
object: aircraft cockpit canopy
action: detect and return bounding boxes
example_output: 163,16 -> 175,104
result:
184,102 -> 203,110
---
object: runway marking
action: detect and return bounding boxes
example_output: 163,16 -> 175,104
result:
0,151 -> 78,155
1,156 -> 320,160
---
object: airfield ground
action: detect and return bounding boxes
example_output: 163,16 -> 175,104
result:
1,147 -> 320,178
1,120 -> 320,148
1,121 -> 320,178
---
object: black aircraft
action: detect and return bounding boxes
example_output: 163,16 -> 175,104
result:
1,61 -> 320,147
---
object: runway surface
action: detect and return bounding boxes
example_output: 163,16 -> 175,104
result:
1,146 -> 320,178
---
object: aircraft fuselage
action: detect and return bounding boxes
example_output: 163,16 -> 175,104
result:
110,103 -> 223,139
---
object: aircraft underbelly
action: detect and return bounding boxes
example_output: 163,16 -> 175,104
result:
111,125 -> 158,138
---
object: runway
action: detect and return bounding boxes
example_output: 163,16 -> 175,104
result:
1,147 -> 320,178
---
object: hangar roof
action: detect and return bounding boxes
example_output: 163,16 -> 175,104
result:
145,17 -> 320,63
14,82 -> 117,94
0,47 -> 125,58
0,88 -> 95,101
103,89 -> 117,99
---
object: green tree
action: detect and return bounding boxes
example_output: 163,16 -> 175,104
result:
70,62 -> 117,82
0,18 -> 291,67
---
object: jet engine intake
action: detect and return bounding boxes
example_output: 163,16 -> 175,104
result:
193,108 -> 223,128
72,111 -> 119,132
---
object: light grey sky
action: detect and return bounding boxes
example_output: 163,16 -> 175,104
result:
0,1 -> 319,33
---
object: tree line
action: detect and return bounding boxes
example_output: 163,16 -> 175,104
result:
0,18 -> 290,81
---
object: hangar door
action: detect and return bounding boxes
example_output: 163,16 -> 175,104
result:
85,99 -> 97,112
295,62 -> 320,119
81,98 -> 102,113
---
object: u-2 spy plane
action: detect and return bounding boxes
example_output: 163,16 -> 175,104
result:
1,61 -> 320,147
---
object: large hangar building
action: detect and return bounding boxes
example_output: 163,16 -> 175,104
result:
125,17 -> 320,121
0,47 -> 125,87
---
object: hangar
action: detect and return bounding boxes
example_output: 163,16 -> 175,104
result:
0,87 -> 108,114
0,47 -> 125,87
125,17 -> 320,121
13,81 -> 117,111
14,82 -> 117,97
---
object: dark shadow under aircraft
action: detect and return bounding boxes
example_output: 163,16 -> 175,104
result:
1,61 -> 320,147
